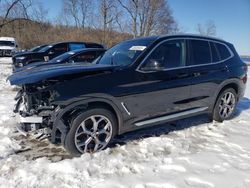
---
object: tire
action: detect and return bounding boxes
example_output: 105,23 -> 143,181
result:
213,88 -> 237,122
64,108 -> 117,156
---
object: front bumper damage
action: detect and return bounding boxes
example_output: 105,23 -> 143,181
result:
14,91 -> 53,140
16,114 -> 52,139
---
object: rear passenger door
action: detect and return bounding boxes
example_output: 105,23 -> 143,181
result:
188,39 -> 230,109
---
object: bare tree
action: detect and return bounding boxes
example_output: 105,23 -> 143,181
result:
32,2 -> 48,22
117,0 -> 139,38
62,0 -> 80,28
99,0 -> 120,44
197,20 -> 216,36
117,0 -> 177,37
61,0 -> 92,29
0,0 -> 33,32
78,0 -> 91,29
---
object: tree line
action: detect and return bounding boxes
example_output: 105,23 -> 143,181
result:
0,0 -> 216,49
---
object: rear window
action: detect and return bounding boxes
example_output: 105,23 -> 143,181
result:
189,40 -> 211,65
69,43 -> 86,51
210,42 -> 220,62
215,43 -> 231,60
85,43 -> 104,48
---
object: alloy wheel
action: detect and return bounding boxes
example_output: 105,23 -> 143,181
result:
74,115 -> 113,153
218,91 -> 236,119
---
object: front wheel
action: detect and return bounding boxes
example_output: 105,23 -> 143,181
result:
64,108 -> 117,156
213,88 -> 237,122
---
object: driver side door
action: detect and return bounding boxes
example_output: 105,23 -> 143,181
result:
122,39 -> 194,124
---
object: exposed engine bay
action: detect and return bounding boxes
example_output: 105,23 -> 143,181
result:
14,81 -> 57,140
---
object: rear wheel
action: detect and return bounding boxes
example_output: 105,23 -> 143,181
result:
213,88 -> 237,122
64,108 -> 117,156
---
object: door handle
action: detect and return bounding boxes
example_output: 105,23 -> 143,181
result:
220,66 -> 229,72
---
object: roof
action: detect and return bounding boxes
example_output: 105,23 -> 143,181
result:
48,41 -> 103,46
0,37 -> 16,41
158,33 -> 227,43
124,34 -> 227,44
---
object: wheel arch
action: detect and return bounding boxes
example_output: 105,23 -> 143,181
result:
209,79 -> 240,114
51,97 -> 124,144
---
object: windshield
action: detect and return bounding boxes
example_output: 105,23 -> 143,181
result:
0,41 -> 15,47
38,45 -> 52,52
30,45 -> 47,52
49,51 -> 74,63
95,38 -> 156,66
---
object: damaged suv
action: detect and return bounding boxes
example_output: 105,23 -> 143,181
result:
8,35 -> 247,156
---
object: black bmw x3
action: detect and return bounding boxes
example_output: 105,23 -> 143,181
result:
9,34 -> 247,156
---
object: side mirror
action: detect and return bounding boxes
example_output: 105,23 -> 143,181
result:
141,59 -> 164,71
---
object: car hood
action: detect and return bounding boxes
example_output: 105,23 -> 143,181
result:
15,61 -> 48,72
13,51 -> 42,57
8,63 -> 118,85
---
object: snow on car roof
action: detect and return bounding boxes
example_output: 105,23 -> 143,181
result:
0,37 -> 15,41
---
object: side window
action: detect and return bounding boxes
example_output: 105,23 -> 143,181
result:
215,43 -> 231,60
189,40 -> 211,65
69,43 -> 86,51
69,51 -> 97,63
210,42 -> 220,62
85,43 -> 103,48
50,43 -> 68,54
141,40 -> 186,71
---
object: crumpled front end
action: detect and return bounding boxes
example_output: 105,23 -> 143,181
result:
14,83 -> 57,139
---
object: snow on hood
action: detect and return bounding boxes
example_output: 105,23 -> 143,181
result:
8,63 -> 117,85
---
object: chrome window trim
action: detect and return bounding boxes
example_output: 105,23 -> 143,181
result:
136,37 -> 234,73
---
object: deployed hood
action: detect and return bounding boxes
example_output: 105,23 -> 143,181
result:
8,63 -> 117,85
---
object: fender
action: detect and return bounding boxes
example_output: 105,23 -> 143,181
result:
209,78 -> 244,113
50,95 -> 126,144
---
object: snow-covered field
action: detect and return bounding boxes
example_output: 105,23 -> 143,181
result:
1,57 -> 250,188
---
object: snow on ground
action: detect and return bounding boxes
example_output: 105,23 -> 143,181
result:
1,57 -> 250,188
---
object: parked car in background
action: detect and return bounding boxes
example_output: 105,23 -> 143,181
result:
12,44 -> 49,56
15,48 -> 106,72
28,44 -> 48,52
12,41 -> 104,69
8,34 -> 247,156
0,37 -> 18,57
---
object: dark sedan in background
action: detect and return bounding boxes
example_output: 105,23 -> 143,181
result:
28,44 -> 48,52
12,41 -> 104,70
15,48 -> 106,72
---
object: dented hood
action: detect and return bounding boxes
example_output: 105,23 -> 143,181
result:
8,63 -> 117,85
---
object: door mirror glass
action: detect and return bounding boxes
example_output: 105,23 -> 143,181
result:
141,59 -> 164,71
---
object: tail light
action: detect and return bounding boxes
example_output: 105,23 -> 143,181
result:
241,63 -> 248,84
243,63 -> 248,73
